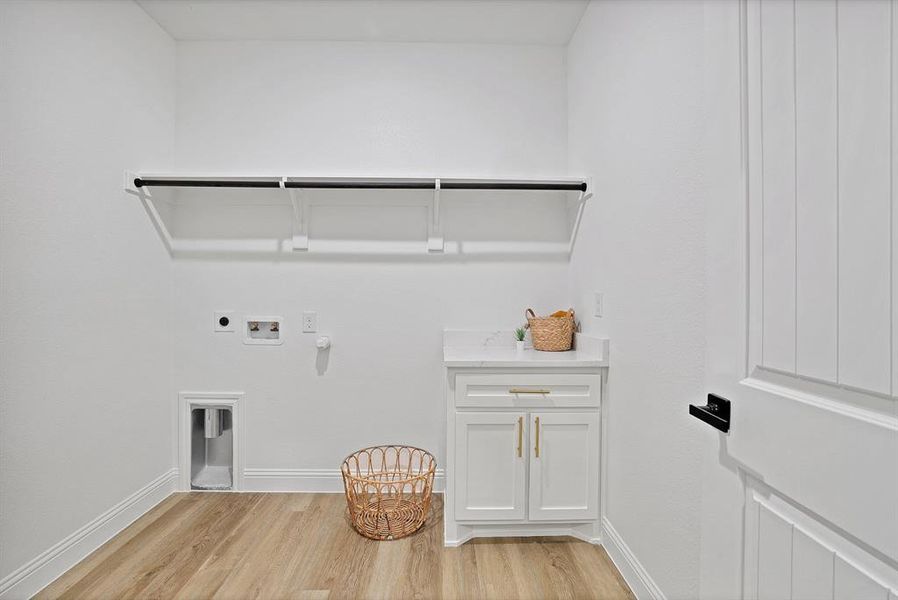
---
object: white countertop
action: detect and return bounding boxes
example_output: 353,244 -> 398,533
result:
443,330 -> 609,368
443,346 -> 606,368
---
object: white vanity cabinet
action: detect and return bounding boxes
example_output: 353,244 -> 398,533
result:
443,332 -> 608,547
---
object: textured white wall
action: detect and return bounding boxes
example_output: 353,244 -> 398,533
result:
0,0 -> 176,580
566,1 -> 706,597
175,41 -> 568,176
172,42 -> 571,472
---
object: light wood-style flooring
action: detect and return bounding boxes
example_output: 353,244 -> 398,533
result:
38,493 -> 634,599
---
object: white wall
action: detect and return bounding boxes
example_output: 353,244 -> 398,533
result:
566,1 -> 707,597
0,0 -> 176,583
172,42 -> 571,473
175,41 -> 568,176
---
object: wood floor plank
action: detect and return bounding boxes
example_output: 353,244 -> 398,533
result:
175,493 -> 280,599
441,543 -> 483,600
260,494 -> 347,599
138,493 -> 262,599
311,500 -> 380,600
36,493 -> 186,599
502,539 -> 553,600
402,506 -> 443,599
471,538 -> 526,600
39,493 -> 634,600
39,493 -> 213,600
568,543 -> 636,600
231,497 -> 311,599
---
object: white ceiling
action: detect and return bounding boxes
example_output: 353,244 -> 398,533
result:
136,0 -> 589,45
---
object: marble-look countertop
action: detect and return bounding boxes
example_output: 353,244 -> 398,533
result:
443,330 -> 609,368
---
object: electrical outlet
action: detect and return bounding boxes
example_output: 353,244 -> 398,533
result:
302,311 -> 318,333
593,292 -> 604,318
214,311 -> 235,332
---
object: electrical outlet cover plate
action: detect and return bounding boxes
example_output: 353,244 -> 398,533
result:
593,292 -> 604,318
214,311 -> 235,332
302,311 -> 318,333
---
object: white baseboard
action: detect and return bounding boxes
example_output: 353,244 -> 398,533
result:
243,468 -> 445,493
601,516 -> 666,600
0,469 -> 179,600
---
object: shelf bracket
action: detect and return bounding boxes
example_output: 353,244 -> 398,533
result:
568,176 -> 593,256
428,178 -> 444,252
286,179 -> 309,251
124,170 -> 173,255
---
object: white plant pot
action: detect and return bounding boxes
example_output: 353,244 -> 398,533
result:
515,340 -> 526,353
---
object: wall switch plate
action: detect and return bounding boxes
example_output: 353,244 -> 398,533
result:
593,292 -> 604,318
302,311 -> 318,333
214,311 -> 235,332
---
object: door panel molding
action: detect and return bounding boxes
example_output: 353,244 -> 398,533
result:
742,373 -> 898,431
743,476 -> 898,599
732,374 -> 898,563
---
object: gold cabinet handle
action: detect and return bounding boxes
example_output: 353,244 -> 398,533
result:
517,416 -> 523,457
509,388 -> 550,394
534,416 -> 540,458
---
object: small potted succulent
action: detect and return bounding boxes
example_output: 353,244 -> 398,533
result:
514,327 -> 527,354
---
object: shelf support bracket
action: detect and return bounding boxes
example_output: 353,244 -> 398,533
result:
568,176 -> 593,256
286,178 -> 309,251
124,170 -> 173,255
428,178 -> 444,252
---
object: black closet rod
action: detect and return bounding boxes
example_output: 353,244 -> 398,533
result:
132,177 -> 587,193
442,180 -> 586,192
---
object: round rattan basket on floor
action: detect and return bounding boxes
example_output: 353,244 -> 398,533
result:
341,445 -> 436,541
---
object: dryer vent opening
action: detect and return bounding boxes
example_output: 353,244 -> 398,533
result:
190,407 -> 233,490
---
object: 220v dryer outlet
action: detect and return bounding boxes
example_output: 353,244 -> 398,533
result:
214,311 -> 235,332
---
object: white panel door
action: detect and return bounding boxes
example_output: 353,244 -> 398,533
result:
700,0 -> 898,598
528,411 -> 599,521
454,412 -> 526,521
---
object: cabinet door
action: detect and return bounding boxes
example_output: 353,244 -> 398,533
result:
454,412 -> 526,521
528,411 -> 599,521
